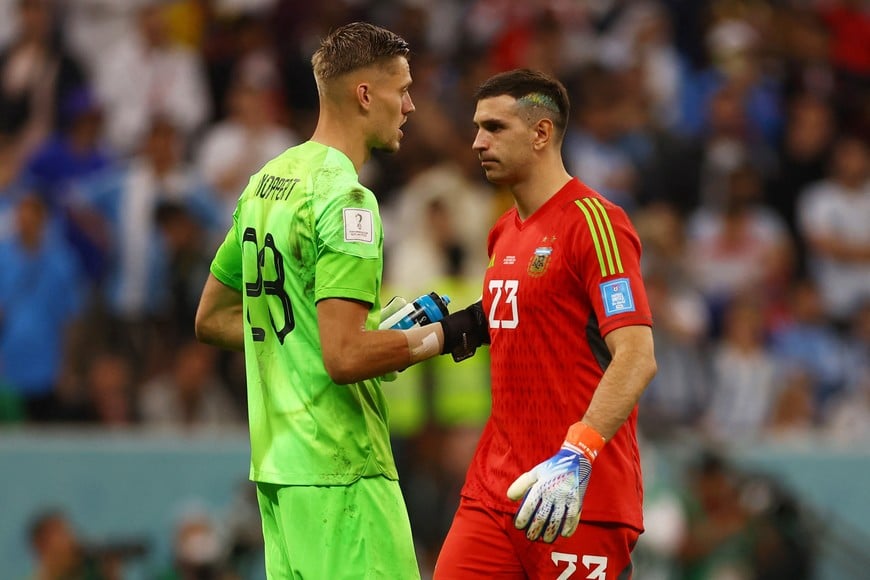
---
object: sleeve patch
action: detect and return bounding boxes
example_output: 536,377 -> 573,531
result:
599,278 -> 636,316
343,208 -> 373,243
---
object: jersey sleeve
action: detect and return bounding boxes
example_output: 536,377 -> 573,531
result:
210,213 -> 244,291
572,197 -> 652,336
313,181 -> 383,305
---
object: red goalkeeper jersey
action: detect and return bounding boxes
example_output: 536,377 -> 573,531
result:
462,178 -> 652,531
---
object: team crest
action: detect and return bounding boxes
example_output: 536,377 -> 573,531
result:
528,247 -> 553,277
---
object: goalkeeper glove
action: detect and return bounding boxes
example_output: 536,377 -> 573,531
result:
507,422 -> 605,543
440,301 -> 489,362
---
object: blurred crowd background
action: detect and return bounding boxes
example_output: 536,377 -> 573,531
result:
0,0 -> 867,579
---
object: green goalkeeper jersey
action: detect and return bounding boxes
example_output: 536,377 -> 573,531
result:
210,141 -> 396,485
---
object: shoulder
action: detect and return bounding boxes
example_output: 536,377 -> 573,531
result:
571,185 -> 637,235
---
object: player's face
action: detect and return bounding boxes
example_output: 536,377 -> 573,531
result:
368,56 -> 415,153
472,95 -> 536,185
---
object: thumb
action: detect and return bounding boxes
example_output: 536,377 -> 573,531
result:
507,470 -> 538,501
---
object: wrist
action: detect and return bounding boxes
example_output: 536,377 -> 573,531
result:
403,324 -> 444,363
564,422 -> 605,462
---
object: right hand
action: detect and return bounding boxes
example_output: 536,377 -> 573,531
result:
440,301 -> 490,362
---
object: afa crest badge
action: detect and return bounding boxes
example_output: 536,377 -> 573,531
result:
528,247 -> 553,277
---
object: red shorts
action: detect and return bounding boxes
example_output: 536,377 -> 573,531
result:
434,497 -> 639,580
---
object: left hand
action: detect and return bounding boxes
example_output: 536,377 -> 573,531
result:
507,422 -> 604,543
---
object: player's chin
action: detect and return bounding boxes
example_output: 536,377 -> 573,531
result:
376,138 -> 402,154
482,167 -> 506,184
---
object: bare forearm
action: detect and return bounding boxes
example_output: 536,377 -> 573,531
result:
196,305 -> 245,351
195,275 -> 245,351
324,324 -> 444,384
582,329 -> 657,440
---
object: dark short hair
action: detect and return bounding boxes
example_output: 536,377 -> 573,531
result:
311,22 -> 410,82
474,69 -> 570,136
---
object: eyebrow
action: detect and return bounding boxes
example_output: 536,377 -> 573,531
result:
474,117 -> 507,129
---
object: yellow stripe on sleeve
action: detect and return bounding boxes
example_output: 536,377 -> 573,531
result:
574,200 -> 607,277
589,198 -> 623,274
575,198 -> 624,276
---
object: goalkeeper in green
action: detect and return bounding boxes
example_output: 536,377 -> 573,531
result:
195,22 -> 489,579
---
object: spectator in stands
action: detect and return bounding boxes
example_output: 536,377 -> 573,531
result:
778,9 -> 837,102
70,117 -> 218,377
771,278 -> 847,413
157,507 -> 228,580
816,0 -> 870,137
686,163 -> 793,333
154,201 -> 213,344
766,93 -> 836,270
93,3 -> 211,154
56,349 -> 136,427
676,451 -> 754,579
139,340 -> 240,430
0,135 -> 28,238
608,1 -> 686,131
704,295 -> 783,442
564,65 -> 639,211
797,134 -> 870,326
0,0 -> 88,157
825,300 -> 870,442
0,193 -> 83,422
27,508 -> 91,580
766,368 -> 817,439
638,269 -> 712,435
195,75 -> 296,229
678,17 -> 783,145
213,13 -> 284,122
24,88 -> 114,283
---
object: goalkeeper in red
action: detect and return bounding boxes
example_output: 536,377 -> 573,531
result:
434,69 -> 657,579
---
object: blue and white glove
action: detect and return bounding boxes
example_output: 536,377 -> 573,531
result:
507,422 -> 605,543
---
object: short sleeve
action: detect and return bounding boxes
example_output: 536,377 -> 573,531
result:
573,197 -> 652,336
210,217 -> 243,291
313,182 -> 383,305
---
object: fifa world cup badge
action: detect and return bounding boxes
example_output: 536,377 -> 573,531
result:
528,246 -> 553,277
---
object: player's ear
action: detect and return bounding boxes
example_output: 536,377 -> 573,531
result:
356,83 -> 372,111
532,118 -> 554,151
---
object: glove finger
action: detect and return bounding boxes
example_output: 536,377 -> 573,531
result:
512,484 -> 542,530
561,473 -> 587,538
507,471 -> 538,501
561,509 -> 581,538
542,500 -> 566,543
525,496 -> 553,542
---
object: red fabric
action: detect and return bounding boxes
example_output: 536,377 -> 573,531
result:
461,178 -> 652,530
435,497 -> 638,579
820,6 -> 870,74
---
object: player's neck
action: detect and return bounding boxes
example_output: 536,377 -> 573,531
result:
512,164 -> 572,220
311,112 -> 369,173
